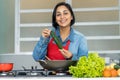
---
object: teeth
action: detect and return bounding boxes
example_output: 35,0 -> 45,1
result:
61,20 -> 66,23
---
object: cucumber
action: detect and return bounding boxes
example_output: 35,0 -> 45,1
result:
50,31 -> 62,49
114,64 -> 120,70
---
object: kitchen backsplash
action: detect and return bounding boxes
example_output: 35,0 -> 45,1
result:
0,55 -> 42,70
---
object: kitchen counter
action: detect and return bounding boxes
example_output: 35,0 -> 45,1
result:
0,77 -> 120,80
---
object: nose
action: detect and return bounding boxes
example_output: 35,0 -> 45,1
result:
60,14 -> 64,19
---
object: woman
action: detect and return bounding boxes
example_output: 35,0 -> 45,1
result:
32,2 -> 88,61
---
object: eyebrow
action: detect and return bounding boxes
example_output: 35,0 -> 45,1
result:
56,10 -> 69,13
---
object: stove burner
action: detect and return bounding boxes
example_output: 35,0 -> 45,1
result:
0,66 -> 71,77
0,72 -> 8,76
56,72 -> 67,76
0,71 -> 15,77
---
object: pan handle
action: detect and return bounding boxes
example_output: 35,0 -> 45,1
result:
22,66 -> 26,70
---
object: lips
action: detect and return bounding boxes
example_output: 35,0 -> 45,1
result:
59,19 -> 67,24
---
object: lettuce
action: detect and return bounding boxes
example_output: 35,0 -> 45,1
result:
69,52 -> 105,78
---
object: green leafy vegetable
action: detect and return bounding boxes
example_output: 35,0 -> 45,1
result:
69,52 -> 105,78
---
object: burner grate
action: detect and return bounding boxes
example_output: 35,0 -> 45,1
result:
0,69 -> 71,77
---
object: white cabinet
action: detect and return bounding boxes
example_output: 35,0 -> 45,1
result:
15,0 -> 120,54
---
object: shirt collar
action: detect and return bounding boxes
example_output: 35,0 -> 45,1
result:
55,27 -> 74,42
68,28 -> 74,42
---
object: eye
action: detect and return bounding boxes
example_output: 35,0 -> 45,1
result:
56,13 -> 61,16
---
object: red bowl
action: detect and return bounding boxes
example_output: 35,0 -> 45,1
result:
0,63 -> 13,72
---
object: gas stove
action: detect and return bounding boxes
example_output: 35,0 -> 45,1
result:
0,66 -> 71,77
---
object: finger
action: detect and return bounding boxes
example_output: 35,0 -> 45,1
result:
59,49 -> 67,58
60,49 -> 73,59
59,49 -> 63,53
44,29 -> 51,35
45,56 -> 51,60
43,28 -> 51,34
59,49 -> 65,54
62,49 -> 67,52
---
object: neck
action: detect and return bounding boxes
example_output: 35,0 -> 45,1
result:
59,27 -> 70,41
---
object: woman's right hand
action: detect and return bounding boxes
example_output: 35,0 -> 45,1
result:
42,28 -> 51,38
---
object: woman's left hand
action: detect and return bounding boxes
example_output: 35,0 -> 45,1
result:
59,49 -> 73,59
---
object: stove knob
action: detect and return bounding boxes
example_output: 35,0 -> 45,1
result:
31,66 -> 34,70
35,66 -> 37,70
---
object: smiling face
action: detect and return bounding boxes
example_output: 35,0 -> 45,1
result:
55,5 -> 73,28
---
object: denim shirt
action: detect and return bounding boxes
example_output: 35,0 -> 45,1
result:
32,27 -> 88,61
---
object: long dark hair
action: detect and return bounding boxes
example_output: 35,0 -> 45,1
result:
52,2 -> 75,29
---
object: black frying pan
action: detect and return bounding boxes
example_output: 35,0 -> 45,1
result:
38,60 -> 77,71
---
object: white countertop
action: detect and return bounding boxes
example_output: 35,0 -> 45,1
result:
0,77 -> 120,80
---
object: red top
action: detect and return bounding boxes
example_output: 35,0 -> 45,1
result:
47,38 -> 70,60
